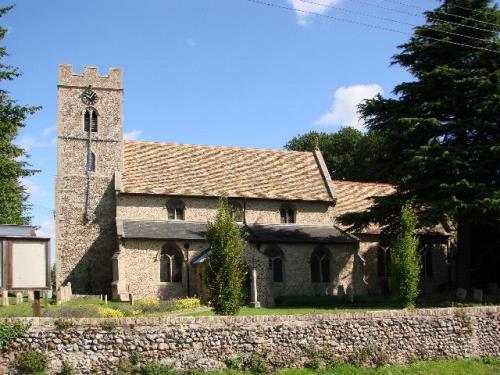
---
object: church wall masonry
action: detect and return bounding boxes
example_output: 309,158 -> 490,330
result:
1,307 -> 498,374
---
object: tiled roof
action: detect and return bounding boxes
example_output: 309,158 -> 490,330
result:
118,220 -> 358,244
333,180 -> 396,233
122,141 -> 335,202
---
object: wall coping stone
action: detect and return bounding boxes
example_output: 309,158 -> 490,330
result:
1,306 -> 498,329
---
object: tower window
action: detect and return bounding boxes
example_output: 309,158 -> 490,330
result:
166,199 -> 185,220
311,247 -> 330,283
377,244 -> 391,277
419,242 -> 434,278
87,151 -> 96,172
84,108 -> 98,133
279,204 -> 296,224
160,246 -> 183,283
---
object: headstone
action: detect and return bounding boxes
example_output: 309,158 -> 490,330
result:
472,288 -> 483,302
56,287 -> 62,305
249,268 -> 261,308
67,282 -> 72,300
456,287 -> 467,300
2,290 -> 9,306
27,291 -> 34,302
346,285 -> 354,304
15,292 -> 23,305
104,295 -> 108,305
129,293 -> 134,305
337,285 -> 345,299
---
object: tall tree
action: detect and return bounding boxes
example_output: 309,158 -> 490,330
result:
205,197 -> 247,315
0,5 -> 40,224
340,0 -> 500,288
285,127 -> 391,182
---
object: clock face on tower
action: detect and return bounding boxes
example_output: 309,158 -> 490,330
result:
81,86 -> 98,105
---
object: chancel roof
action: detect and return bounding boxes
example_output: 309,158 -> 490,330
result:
122,140 -> 335,202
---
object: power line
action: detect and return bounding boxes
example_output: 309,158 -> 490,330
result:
342,0 -> 498,33
246,0 -> 499,53
378,0 -> 499,28
296,0 -> 494,43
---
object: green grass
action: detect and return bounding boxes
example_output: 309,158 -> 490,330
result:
207,358 -> 500,375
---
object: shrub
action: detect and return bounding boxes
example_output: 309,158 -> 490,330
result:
388,202 -> 420,308
205,197 -> 247,315
244,353 -> 270,374
44,305 -> 100,318
13,350 -> 47,374
350,345 -> 388,368
174,297 -> 201,310
54,318 -> 74,330
59,361 -> 75,375
225,356 -> 244,371
305,347 -> 343,370
98,307 -> 125,318
129,350 -> 144,365
0,321 -> 30,349
140,361 -> 177,375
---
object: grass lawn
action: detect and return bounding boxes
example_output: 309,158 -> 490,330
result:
207,358 -> 500,375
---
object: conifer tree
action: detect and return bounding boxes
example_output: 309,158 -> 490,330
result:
0,5 -> 40,224
205,197 -> 247,315
340,0 -> 499,287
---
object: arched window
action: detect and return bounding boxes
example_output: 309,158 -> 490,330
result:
311,247 -> 330,283
265,246 -> 284,283
229,201 -> 243,222
279,204 -> 296,224
419,242 -> 434,278
160,246 -> 183,283
84,108 -> 98,133
87,151 -> 96,172
377,245 -> 391,277
166,199 -> 185,220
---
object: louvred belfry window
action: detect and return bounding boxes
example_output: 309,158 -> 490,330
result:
84,108 -> 98,133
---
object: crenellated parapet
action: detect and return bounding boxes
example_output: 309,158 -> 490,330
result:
58,64 -> 122,90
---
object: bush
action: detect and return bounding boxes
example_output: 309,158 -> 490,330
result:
13,350 -> 47,374
205,197 -> 247,315
44,305 -> 101,318
54,318 -> 74,330
59,361 -> 75,375
0,321 -> 30,349
136,298 -> 160,313
174,297 -> 201,310
305,347 -> 344,370
98,307 -> 125,318
244,353 -> 270,374
389,202 -> 420,308
225,356 -> 244,370
100,320 -> 118,331
140,361 -> 177,375
350,345 -> 388,368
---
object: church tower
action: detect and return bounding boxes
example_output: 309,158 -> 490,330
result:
55,65 -> 123,294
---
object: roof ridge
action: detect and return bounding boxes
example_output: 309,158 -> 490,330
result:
333,180 -> 395,187
124,139 -> 313,155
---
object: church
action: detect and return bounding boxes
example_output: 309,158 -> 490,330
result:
55,65 -> 451,306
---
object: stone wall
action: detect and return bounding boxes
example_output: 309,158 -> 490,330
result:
1,307 -> 498,374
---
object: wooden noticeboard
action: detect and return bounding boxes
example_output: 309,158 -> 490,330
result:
1,238 -> 51,291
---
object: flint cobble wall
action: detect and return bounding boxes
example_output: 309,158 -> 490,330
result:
1,307 -> 499,374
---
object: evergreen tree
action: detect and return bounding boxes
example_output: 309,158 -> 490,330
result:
389,203 -> 420,308
340,0 -> 499,287
0,5 -> 40,224
205,197 -> 247,315
285,127 -> 390,182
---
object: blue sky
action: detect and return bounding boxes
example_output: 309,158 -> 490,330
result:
4,0 -> 442,256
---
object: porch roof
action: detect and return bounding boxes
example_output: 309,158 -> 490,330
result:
118,220 -> 358,245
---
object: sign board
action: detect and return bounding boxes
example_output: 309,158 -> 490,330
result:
1,238 -> 51,291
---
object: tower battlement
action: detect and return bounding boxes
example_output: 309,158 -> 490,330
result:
58,64 -> 122,90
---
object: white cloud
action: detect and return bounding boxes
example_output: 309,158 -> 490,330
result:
43,124 -> 57,138
15,135 -> 55,151
315,84 -> 383,130
288,0 -> 342,25
36,219 -> 55,239
22,178 -> 46,197
123,130 -> 142,140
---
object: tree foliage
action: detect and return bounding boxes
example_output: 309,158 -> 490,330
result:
285,127 -> 391,182
0,5 -> 40,225
339,1 -> 499,242
205,197 -> 247,315
389,203 -> 420,308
